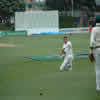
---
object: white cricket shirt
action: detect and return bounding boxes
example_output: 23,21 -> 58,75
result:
90,26 -> 100,48
63,41 -> 73,56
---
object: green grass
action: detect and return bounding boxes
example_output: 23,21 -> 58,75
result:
0,34 -> 98,100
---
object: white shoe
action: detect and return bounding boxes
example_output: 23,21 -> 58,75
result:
67,65 -> 72,71
68,67 -> 72,71
96,84 -> 100,91
65,67 -> 72,71
59,70 -> 64,72
96,88 -> 100,91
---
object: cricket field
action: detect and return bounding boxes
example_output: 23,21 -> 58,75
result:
0,34 -> 99,100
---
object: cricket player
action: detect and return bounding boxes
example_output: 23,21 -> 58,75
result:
89,18 -> 100,91
60,36 -> 73,72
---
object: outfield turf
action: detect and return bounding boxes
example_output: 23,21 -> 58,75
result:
0,34 -> 99,100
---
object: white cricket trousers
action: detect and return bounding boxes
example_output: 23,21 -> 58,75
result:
60,55 -> 73,71
95,48 -> 100,90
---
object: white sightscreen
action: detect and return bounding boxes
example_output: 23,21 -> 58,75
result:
15,11 -> 59,35
15,12 -> 24,30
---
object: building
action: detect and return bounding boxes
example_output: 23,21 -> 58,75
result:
96,0 -> 100,15
24,0 -> 46,11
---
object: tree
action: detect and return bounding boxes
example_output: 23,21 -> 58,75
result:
0,0 -> 25,24
46,0 -> 65,11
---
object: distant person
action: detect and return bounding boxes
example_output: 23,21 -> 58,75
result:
60,36 -> 73,72
89,18 -> 100,91
89,17 -> 96,33
89,25 -> 92,33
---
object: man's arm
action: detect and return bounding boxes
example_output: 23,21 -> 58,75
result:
90,28 -> 96,49
89,28 -> 96,62
60,48 -> 64,56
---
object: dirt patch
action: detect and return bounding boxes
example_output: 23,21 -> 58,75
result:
0,43 -> 23,48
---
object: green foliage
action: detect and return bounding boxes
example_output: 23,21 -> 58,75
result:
59,15 -> 73,28
46,0 -> 96,11
74,0 -> 96,10
0,24 -> 12,30
0,0 -> 25,16
46,0 -> 65,10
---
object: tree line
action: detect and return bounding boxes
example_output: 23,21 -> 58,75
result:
0,0 -> 96,24
0,0 -> 25,24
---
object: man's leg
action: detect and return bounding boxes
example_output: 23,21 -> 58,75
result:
95,54 -> 100,91
60,57 -> 68,72
96,72 -> 100,91
65,55 -> 73,71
